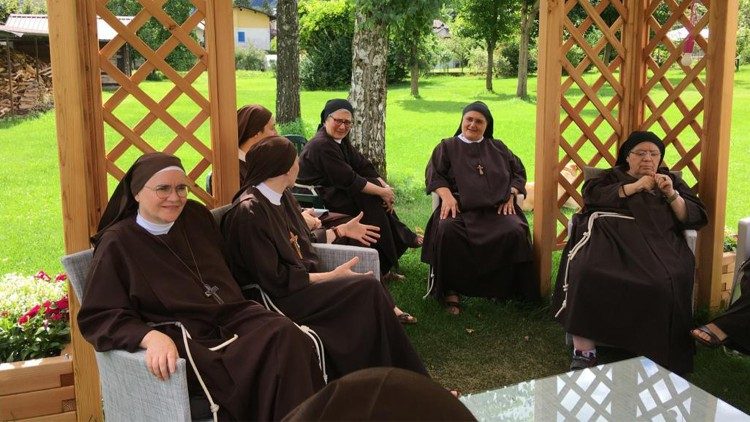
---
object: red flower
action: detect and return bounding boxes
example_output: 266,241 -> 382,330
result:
18,315 -> 29,325
26,304 -> 41,318
51,313 -> 63,321
55,273 -> 68,282
55,296 -> 69,311
34,271 -> 51,281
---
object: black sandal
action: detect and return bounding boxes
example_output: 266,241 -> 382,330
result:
444,296 -> 461,315
397,312 -> 418,325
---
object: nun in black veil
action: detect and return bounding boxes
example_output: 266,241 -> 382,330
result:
422,101 -> 539,315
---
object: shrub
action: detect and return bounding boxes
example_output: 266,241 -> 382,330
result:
497,43 -> 538,78
235,46 -> 266,71
277,118 -> 309,139
0,271 -> 70,362
300,37 -> 353,90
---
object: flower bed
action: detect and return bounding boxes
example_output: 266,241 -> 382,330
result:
0,270 -> 70,363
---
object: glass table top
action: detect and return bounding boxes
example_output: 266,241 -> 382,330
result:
459,357 -> 749,421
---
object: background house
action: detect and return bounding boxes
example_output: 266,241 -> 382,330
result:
233,4 -> 275,51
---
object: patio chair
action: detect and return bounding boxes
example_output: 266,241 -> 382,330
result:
62,249 -> 211,422
424,191 -> 525,298
210,205 -> 381,384
730,216 -> 750,305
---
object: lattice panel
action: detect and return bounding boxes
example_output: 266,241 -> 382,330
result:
97,0 -> 214,205
555,0 -> 711,248
554,365 -> 615,419
642,0 -> 708,188
557,0 -> 627,247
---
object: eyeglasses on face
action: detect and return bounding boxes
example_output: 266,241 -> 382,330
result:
329,117 -> 353,127
144,184 -> 189,199
629,150 -> 661,158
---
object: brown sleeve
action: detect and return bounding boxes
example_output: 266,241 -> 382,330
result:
672,174 -> 708,230
425,141 -> 452,194
78,236 -> 152,352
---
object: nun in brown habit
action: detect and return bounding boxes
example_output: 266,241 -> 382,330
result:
422,101 -> 538,315
238,104 -> 353,239
221,136 -> 428,381
283,367 -> 476,421
297,99 -> 422,278
78,152 -> 324,421
552,131 -> 708,374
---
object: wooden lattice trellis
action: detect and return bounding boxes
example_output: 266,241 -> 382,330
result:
535,0 -> 739,306
96,0 -> 237,206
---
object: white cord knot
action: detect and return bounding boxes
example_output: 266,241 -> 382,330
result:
210,404 -> 220,413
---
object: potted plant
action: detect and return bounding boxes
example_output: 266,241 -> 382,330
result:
0,270 -> 75,420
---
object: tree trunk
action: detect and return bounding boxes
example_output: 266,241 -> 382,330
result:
410,38 -> 419,97
486,39 -> 495,92
516,0 -> 530,98
275,0 -> 300,124
349,9 -> 389,177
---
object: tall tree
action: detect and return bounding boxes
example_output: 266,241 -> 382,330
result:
275,0 -> 300,124
349,1 -> 390,175
457,0 -> 517,92
516,0 -> 539,98
393,0 -> 443,97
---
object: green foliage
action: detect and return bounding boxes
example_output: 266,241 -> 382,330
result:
456,0 -> 518,50
0,0 -> 46,22
235,46 -> 266,71
737,0 -> 750,65
298,0 -> 354,89
724,229 -> 739,253
107,0 -> 197,71
498,43 -> 537,78
0,272 -> 70,362
277,118 -> 310,139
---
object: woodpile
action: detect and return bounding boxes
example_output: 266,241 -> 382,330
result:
0,45 -> 54,119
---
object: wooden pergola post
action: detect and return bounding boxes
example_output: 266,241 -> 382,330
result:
697,0 -> 740,308
48,1 -> 108,420
534,0 -> 564,296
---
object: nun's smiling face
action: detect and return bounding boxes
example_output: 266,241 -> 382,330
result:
461,111 -> 487,141
324,109 -> 353,140
135,169 -> 189,224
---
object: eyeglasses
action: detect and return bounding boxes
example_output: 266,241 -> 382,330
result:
143,184 -> 189,199
629,150 -> 661,158
329,117 -> 353,128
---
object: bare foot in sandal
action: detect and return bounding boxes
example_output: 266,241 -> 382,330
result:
444,294 -> 461,315
691,323 -> 728,347
394,306 -> 418,324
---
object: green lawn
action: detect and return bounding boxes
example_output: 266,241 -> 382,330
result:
1,70 -> 749,412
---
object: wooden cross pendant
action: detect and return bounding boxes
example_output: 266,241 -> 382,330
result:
204,285 -> 225,305
476,164 -> 485,175
289,232 -> 303,259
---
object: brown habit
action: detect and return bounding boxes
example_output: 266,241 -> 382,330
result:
297,128 -> 418,274
711,258 -> 750,353
552,168 -> 707,374
78,201 -> 324,420
422,137 -> 538,301
221,187 -> 428,380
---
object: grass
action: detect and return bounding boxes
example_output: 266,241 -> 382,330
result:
1,70 -> 749,412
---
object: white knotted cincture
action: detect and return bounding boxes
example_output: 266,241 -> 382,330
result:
244,284 -> 328,384
554,211 -> 635,318
423,267 -> 435,299
149,321 -> 238,422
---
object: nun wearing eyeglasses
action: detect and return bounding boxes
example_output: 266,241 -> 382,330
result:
552,131 -> 707,374
422,102 -> 538,316
78,152 -> 324,421
297,99 -> 422,281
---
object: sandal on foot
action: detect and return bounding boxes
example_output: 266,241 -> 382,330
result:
397,312 -> 418,325
691,325 -> 727,348
383,271 -> 406,282
444,300 -> 461,316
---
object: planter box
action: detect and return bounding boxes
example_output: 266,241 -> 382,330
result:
0,353 -> 76,421
720,251 -> 737,308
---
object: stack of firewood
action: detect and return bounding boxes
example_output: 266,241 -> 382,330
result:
0,45 -> 54,119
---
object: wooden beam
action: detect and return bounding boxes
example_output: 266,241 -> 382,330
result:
697,0 -> 740,309
620,0 -> 647,138
534,0 -> 564,297
205,0 -> 239,206
47,1 -> 107,420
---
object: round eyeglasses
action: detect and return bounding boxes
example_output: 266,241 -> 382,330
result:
143,184 -> 189,199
